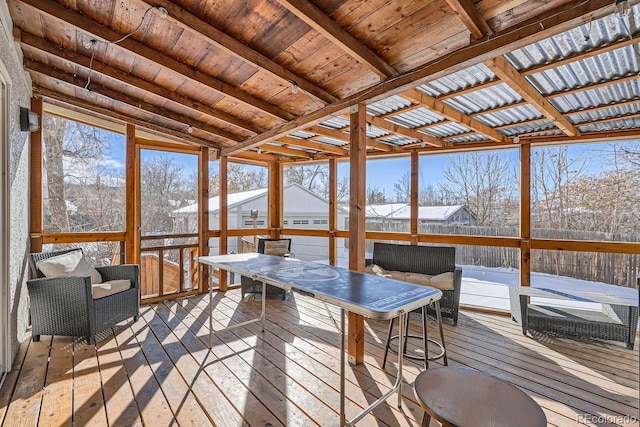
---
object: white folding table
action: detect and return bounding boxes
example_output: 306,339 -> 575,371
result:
199,253 -> 442,426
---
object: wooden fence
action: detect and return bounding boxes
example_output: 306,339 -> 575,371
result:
364,223 -> 640,288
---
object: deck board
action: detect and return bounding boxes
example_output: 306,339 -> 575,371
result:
1,290 -> 638,427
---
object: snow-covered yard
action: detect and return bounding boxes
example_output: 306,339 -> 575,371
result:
461,265 -> 639,330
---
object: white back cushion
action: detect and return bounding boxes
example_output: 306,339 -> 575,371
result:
37,250 -> 103,284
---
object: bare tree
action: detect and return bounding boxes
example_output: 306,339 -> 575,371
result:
439,151 -> 516,226
283,163 -> 350,202
393,171 -> 410,203
42,115 -> 108,232
531,146 -> 589,229
140,154 -> 193,235
366,186 -> 387,204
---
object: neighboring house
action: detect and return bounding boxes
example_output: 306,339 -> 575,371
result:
173,183 -> 349,261
364,203 -> 476,226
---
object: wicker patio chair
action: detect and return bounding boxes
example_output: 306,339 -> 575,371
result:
241,238 -> 291,300
370,242 -> 462,325
27,248 -> 140,344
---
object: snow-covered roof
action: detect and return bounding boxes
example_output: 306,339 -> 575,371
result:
387,205 -> 467,221
172,187 -> 268,215
172,183 -> 348,215
364,203 -> 408,218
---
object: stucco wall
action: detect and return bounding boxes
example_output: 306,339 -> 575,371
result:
1,3 -> 33,365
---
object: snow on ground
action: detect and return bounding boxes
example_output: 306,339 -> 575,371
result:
461,265 -> 640,332
329,257 -> 638,327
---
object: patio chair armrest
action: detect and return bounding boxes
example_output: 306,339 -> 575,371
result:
96,264 -> 139,289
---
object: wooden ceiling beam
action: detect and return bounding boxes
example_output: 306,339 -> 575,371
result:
444,0 -> 492,39
366,115 -> 445,147
402,89 -> 504,142
273,136 -> 348,155
16,30 -> 263,135
306,125 -> 349,142
16,0 -> 295,121
140,0 -> 336,104
36,87 -> 220,150
26,61 -> 236,146
223,0 -> 616,155
306,124 -> 394,152
232,151 -> 279,163
273,0 -> 398,79
485,55 -> 580,137
260,144 -> 313,158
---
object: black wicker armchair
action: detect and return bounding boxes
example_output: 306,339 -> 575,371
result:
369,242 -> 462,325
27,248 -> 140,344
240,238 -> 291,299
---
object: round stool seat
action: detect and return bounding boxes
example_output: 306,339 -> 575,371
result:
414,366 -> 546,427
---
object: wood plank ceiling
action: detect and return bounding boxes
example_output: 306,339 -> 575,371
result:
8,0 -> 638,161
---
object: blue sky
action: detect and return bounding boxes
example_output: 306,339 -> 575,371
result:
93,124 -> 637,198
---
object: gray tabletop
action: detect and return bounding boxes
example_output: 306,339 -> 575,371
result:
199,253 -> 442,320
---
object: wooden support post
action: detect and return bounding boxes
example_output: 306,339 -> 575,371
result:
329,158 -> 337,266
199,147 -> 209,293
348,103 -> 366,365
520,142 -> 531,287
410,150 -> 419,245
219,156 -> 228,291
268,162 -> 282,238
29,98 -> 43,253
125,123 -> 138,264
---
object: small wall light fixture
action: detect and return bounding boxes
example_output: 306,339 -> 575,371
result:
20,107 -> 40,132
513,134 -> 520,143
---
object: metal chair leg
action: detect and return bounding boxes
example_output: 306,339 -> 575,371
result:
435,300 -> 448,366
382,317 -> 395,369
422,306 -> 429,369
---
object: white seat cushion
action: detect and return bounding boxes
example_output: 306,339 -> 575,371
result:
92,279 -> 131,299
37,250 -> 103,284
365,264 -> 453,290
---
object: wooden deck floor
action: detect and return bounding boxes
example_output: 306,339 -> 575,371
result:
1,289 -> 638,426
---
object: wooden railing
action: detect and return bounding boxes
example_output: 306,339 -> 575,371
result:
140,234 -> 200,303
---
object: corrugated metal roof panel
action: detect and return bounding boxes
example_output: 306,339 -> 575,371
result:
476,105 -> 544,127
444,133 -> 487,144
386,107 -> 445,128
366,126 -> 388,138
421,122 -> 470,138
367,95 -> 413,116
290,131 -> 314,139
501,121 -> 556,136
314,136 -> 347,147
568,101 -> 640,124
444,83 -> 523,114
319,116 -> 349,129
551,79 -> 640,113
417,64 -> 496,97
506,11 -> 638,71
378,134 -> 416,146
577,117 -> 640,132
